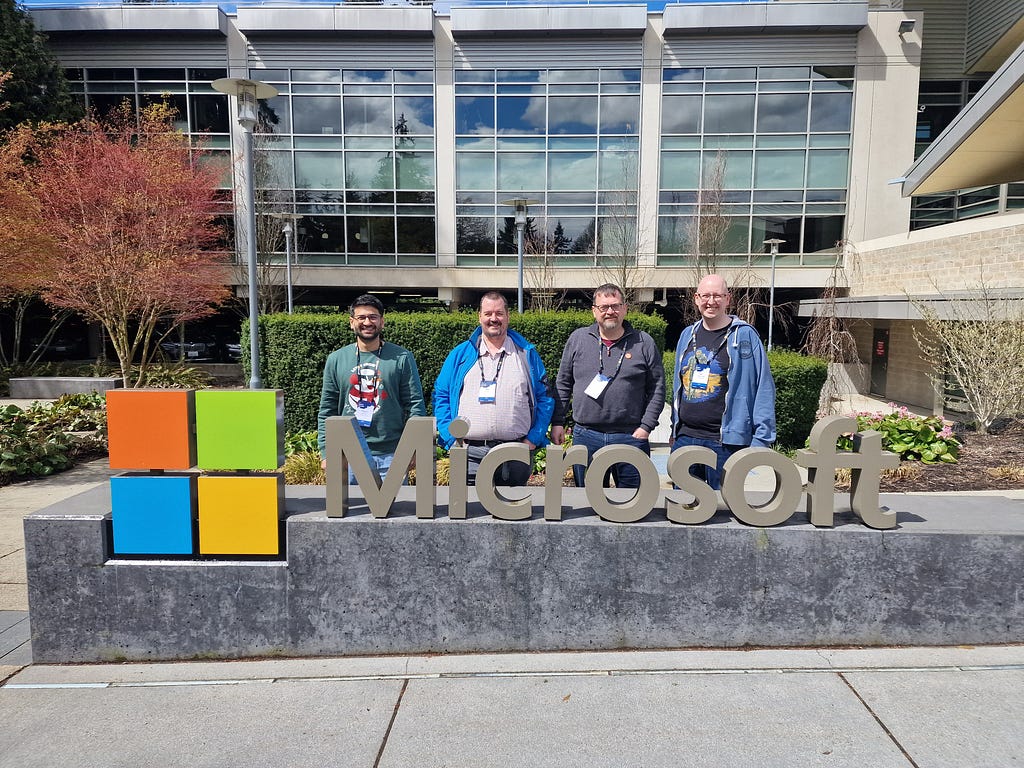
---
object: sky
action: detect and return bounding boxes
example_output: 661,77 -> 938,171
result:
21,0 -> 754,9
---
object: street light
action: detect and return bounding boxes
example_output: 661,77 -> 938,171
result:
269,212 -> 301,314
763,238 -> 785,351
212,77 -> 278,389
282,221 -> 294,313
501,197 -> 539,314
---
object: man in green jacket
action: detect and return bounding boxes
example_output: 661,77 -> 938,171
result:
317,294 -> 426,482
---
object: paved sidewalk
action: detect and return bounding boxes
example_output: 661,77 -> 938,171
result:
2,644 -> 1023,766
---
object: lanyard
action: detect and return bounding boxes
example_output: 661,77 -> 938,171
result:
597,336 -> 628,379
478,348 -> 507,383
686,323 -> 731,367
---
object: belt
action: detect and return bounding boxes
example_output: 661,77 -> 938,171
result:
463,437 -> 526,448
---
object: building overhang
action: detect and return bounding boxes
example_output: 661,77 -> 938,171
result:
662,1 -> 867,35
236,5 -> 434,35
901,39 -> 1024,197
450,4 -> 648,37
31,6 -> 228,35
797,289 -> 1024,322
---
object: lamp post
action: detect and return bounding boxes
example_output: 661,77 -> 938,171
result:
212,77 -> 278,389
282,221 -> 294,314
501,197 -> 538,313
269,212 -> 301,315
763,238 -> 785,351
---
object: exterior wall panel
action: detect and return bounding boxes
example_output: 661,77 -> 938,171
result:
453,39 -> 643,69
247,39 -> 435,70
49,39 -> 228,68
662,34 -> 857,66
966,0 -> 1024,73
905,0 -> 968,79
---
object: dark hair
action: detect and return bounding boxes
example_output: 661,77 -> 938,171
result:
593,283 -> 624,304
350,294 -> 385,316
479,291 -> 508,311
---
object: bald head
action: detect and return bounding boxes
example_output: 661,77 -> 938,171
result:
695,274 -> 732,330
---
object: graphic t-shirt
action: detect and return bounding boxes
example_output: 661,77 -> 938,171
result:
677,323 -> 731,440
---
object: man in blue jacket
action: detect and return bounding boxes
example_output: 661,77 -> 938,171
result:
434,291 -> 555,486
672,274 -> 776,490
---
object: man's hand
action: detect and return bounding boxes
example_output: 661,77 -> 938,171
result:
550,426 -> 565,445
632,428 -> 650,440
524,439 -> 537,451
320,459 -> 327,470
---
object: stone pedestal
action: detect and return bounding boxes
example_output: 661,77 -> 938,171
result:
24,486 -> 1024,663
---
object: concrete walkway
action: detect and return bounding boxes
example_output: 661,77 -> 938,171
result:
2,395 -> 1022,766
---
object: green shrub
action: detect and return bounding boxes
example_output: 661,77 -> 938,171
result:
285,430 -> 319,457
132,364 -> 212,389
0,395 -> 108,485
283,450 -> 325,485
838,404 -> 959,464
663,350 -> 675,405
767,349 -> 827,449
245,310 -> 667,435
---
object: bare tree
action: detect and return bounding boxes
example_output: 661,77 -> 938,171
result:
596,153 -> 651,307
523,214 -> 566,312
224,106 -> 291,319
685,150 -> 728,282
911,277 -> 1024,433
803,239 -> 861,415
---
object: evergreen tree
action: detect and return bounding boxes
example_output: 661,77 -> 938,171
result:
0,0 -> 80,131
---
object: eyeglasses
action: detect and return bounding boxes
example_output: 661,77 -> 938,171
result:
696,293 -> 728,302
352,314 -> 381,322
594,303 -> 624,313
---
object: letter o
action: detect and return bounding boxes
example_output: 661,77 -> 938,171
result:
585,445 -> 659,523
721,448 -> 802,527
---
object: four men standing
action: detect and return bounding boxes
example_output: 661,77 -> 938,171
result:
319,276 -> 775,491
550,284 -> 665,488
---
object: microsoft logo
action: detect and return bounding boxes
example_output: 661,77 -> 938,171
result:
106,389 -> 285,557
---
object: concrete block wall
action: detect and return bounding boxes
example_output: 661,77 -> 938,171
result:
24,485 -> 1024,663
884,321 -> 938,410
848,320 -> 937,411
851,214 -> 1024,297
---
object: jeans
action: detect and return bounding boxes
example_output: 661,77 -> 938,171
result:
466,444 -> 533,487
671,435 -> 742,491
348,451 -> 406,485
571,425 -> 650,489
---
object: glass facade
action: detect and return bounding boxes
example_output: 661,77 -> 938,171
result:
65,66 -> 232,173
254,69 -> 436,266
454,68 -> 641,266
658,65 -> 853,266
910,78 -> 1024,230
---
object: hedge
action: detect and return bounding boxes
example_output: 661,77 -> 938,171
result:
244,311 -> 667,435
767,349 -> 828,449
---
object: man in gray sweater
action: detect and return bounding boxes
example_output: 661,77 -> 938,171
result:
550,284 -> 665,488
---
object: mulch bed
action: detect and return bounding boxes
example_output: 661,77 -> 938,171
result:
876,419 -> 1024,493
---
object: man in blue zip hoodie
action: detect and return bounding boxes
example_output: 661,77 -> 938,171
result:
672,274 -> 776,490
434,291 -> 555,486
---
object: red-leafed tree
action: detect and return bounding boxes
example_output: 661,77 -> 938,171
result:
32,102 -> 230,385
0,121 -> 64,365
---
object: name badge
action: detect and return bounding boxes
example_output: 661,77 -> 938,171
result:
355,400 -> 374,427
691,365 -> 711,390
584,373 -> 610,399
478,379 -> 497,404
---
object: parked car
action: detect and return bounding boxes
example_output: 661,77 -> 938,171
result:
159,335 -> 223,363
30,334 -> 89,361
